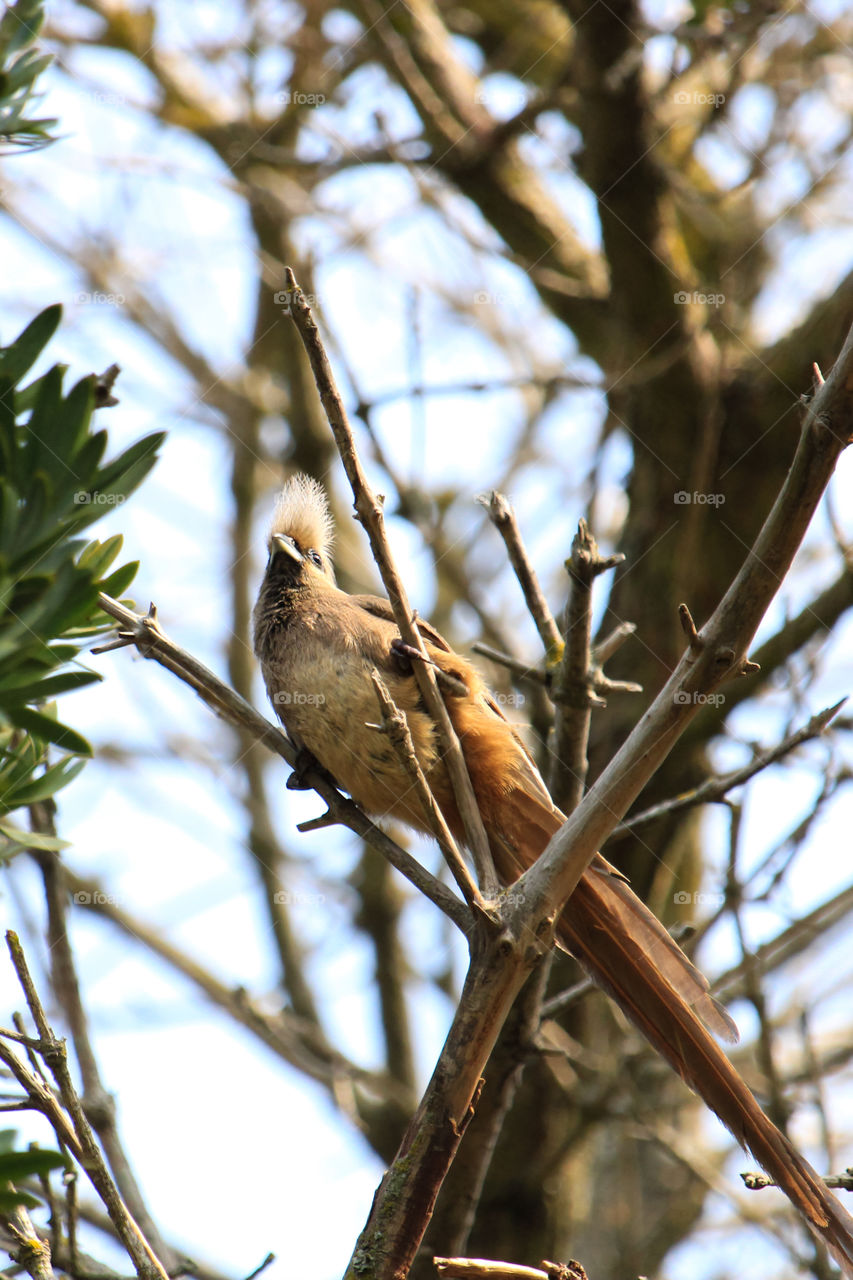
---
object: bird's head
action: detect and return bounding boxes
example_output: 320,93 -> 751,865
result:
264,473 -> 336,587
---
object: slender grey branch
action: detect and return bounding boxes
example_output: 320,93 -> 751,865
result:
3,933 -> 169,1280
284,266 -> 499,899
549,519 -> 623,811
478,491 -> 563,659
94,595 -> 468,931
607,699 -> 846,841
369,670 -> 486,913
28,804 -> 176,1271
471,642 -> 548,686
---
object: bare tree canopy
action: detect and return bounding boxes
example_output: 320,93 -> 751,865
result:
1,2 -> 853,1278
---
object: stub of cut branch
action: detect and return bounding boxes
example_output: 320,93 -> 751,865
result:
743,1170 -> 853,1193
283,266 -> 499,899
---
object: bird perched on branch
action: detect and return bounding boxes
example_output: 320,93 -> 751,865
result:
253,473 -> 853,1269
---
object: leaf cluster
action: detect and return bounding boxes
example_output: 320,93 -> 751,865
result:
0,305 -> 164,845
0,1127 -> 69,1213
0,0 -> 58,151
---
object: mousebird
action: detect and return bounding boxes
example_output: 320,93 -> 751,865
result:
253,474 -> 853,1266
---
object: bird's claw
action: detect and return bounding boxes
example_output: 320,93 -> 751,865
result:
287,746 -> 338,791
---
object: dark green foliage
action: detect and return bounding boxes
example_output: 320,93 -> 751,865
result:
0,0 -> 58,151
0,306 -> 164,840
0,1129 -> 70,1212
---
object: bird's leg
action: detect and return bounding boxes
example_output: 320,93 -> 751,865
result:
390,637 -> 467,697
286,745 -> 339,791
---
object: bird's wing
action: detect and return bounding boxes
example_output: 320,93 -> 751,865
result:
349,594 -> 455,653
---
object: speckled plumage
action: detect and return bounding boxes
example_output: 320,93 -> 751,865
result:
251,477 -> 853,1257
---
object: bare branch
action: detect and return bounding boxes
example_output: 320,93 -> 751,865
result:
478,491 -> 563,658
370,670 -> 485,913
94,595 -> 468,931
3,933 -> 169,1280
549,519 -> 625,811
283,267 -> 499,899
608,699 -> 846,841
514,324 -> 853,925
28,804 -> 176,1270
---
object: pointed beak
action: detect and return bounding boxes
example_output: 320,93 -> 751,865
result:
270,533 -> 303,564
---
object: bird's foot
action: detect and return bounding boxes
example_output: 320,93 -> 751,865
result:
390,637 -> 424,671
389,637 -> 466,696
287,746 -> 338,791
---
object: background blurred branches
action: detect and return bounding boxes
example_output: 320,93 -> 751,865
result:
1,0 -> 853,1276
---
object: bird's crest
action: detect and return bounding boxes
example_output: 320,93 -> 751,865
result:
270,474 -> 334,552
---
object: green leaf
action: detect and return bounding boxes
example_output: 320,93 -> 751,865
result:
0,818 -> 69,850
77,533 -> 123,579
14,364 -> 69,414
0,304 -> 61,384
0,668 -> 100,703
98,559 -> 138,599
0,1189 -> 41,1211
12,707 -> 92,757
94,430 -> 166,495
4,754 -> 86,806
0,0 -> 46,57
4,49 -> 51,94
0,1148 -> 70,1180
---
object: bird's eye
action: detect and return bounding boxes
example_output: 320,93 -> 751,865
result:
307,549 -> 323,567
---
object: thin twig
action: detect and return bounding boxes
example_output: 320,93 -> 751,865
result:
28,803 -> 176,1270
95,594 -> 468,931
608,699 -> 846,840
369,670 -> 487,913
549,519 -> 624,811
3,933 -> 169,1280
471,642 -> 547,686
284,267 -> 499,899
478,491 -> 563,659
